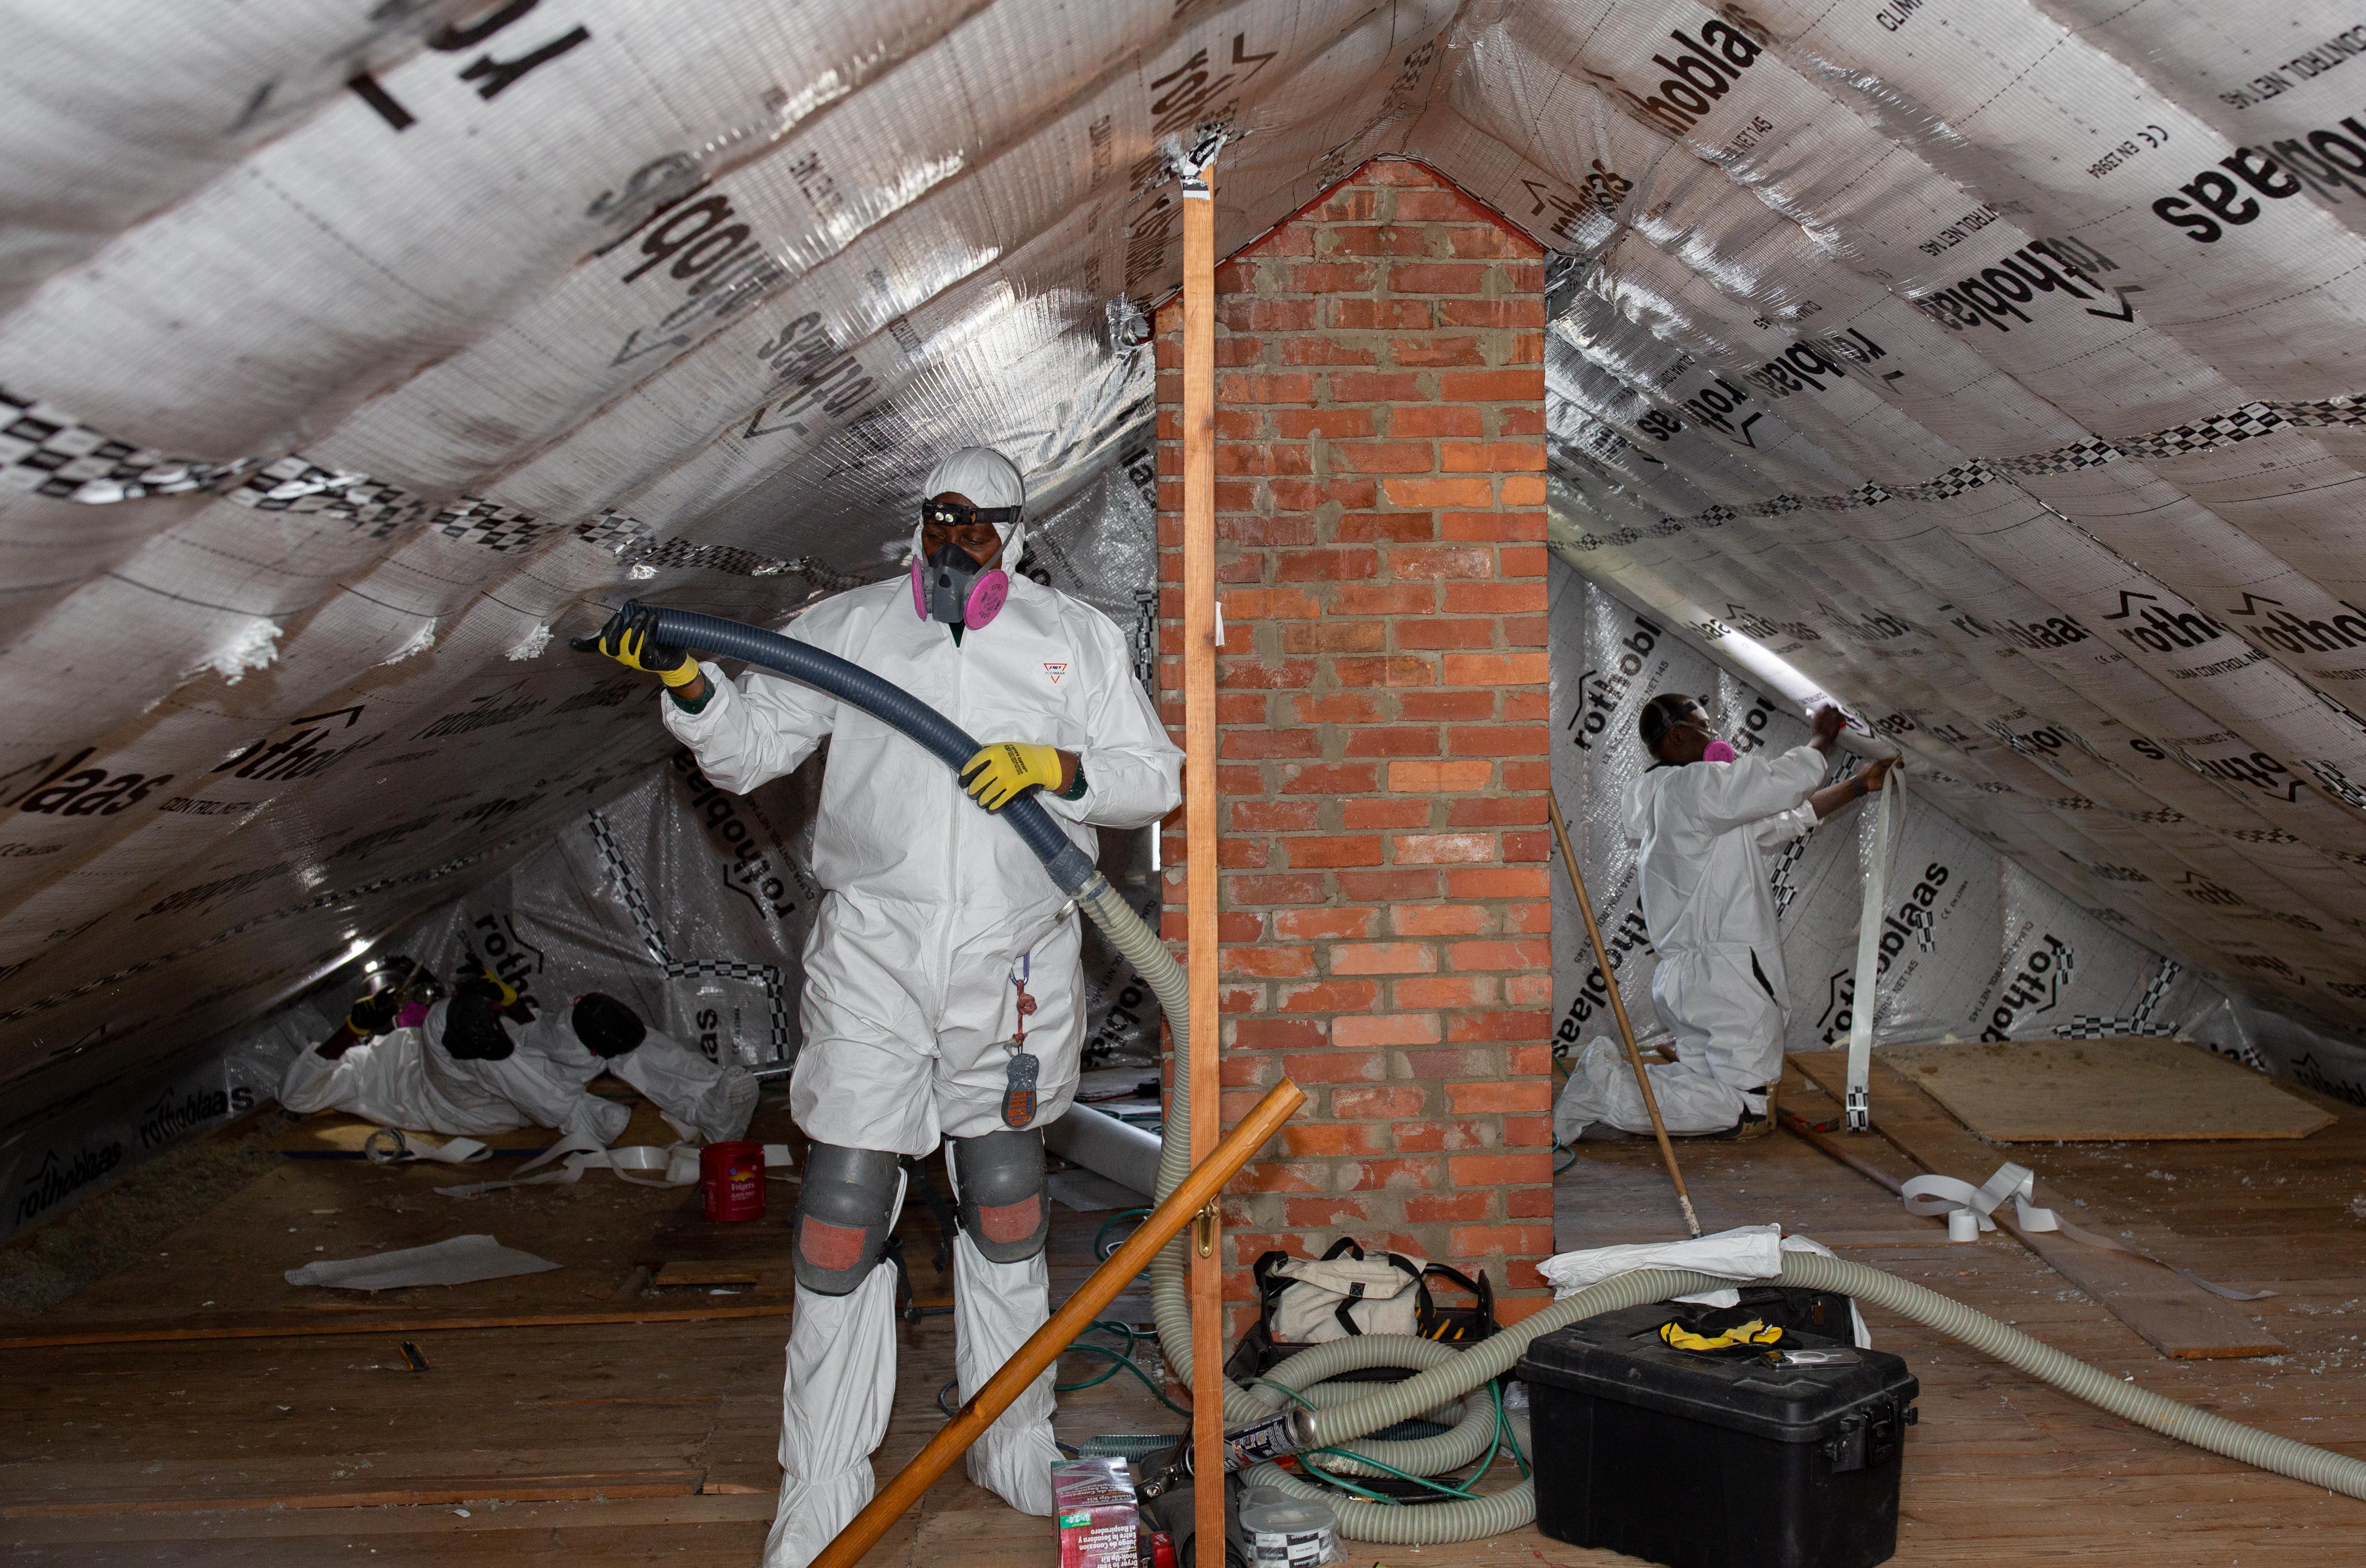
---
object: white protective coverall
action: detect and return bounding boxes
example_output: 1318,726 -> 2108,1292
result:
1555,745 -> 1826,1139
521,1013 -> 760,1144
277,998 -> 631,1145
661,478 -> 1180,1566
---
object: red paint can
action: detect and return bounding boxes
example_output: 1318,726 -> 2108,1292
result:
700,1141 -> 766,1223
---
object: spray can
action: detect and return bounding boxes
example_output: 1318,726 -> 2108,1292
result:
1178,1407 -> 1318,1476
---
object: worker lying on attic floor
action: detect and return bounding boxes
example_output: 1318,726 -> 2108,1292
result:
1557,695 -> 1891,1144
520,990 -> 760,1145
279,963 -> 628,1146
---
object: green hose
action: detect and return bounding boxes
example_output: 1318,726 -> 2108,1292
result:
1067,876 -> 2366,1540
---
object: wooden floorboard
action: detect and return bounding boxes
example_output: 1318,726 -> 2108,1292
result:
5,1077 -> 2364,1564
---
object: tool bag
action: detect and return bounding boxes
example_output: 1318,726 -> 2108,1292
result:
1225,1239 -> 1497,1381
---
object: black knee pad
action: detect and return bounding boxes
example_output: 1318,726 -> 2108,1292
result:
948,1129 -> 1048,1263
793,1144 -> 903,1294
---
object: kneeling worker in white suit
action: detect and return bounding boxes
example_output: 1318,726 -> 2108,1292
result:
1557,695 -> 1890,1142
522,991 -> 760,1144
584,446 -> 1183,1568
280,971 -> 630,1146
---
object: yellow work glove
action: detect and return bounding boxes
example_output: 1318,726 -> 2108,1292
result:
1659,1318 -> 1784,1353
573,604 -> 701,687
961,741 -> 1064,810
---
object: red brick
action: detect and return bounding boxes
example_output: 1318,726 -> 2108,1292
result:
1391,975 -> 1494,1009
1401,1047 -> 1502,1080
1441,440 -> 1546,473
1215,838 -> 1269,868
1332,513 -> 1438,544
1440,297 -> 1547,327
1230,804 -> 1325,842
1333,1086 -> 1429,1118
1392,188 -> 1493,221
1389,759 -> 1492,792
1398,690 -> 1497,720
1340,1156 -> 1446,1190
1237,1163 -> 1328,1194
1440,369 -> 1545,401
1500,482 -> 1546,512
1342,798 -> 1430,830
1280,1053 -> 1389,1087
1282,1122 -> 1388,1155
1292,261 -> 1377,291
1330,296 -> 1434,329
1272,908 -> 1379,940
1332,1012 -> 1442,1047
1233,1018 -> 1329,1051
1336,869 -> 1442,902
1216,658 -> 1318,688
1333,584 -> 1438,614
1218,373 -> 1316,404
1228,873 -> 1329,905
1280,762 -> 1381,795
1274,407 -> 1374,439
1405,1190 -> 1494,1223
1441,509 -> 1545,541
1501,1115 -> 1555,1146
1444,867 -> 1548,898
1381,476 -> 1494,508
1501,762 -> 1553,791
1276,548 -> 1379,580
1390,335 -> 1486,367
1268,478 -> 1377,511
1507,1185 -> 1557,1219
1277,979 -> 1383,1014
1223,945 -> 1319,978
1443,653 -> 1548,685
1449,1222 -> 1556,1257
1219,728 -> 1320,759
1443,722 -> 1548,756
1390,262 -> 1487,293
1389,546 -> 1497,579
1441,582 -> 1548,613
1392,904 -> 1493,936
1281,336 -> 1377,367
1393,618 -> 1497,650
1504,830 -> 1550,862
1214,336 -> 1267,369
1328,372 -> 1426,402
1293,692 -> 1388,724
1311,187 -> 1377,221
1446,1156 -> 1553,1188
1285,1196 -> 1374,1228
1388,404 -> 1484,437
1286,835 -> 1384,869
1448,1008 -> 1551,1041
1395,1120 -> 1491,1153
1335,441 -> 1438,474
1334,656 -> 1436,688
1393,832 -> 1497,865
1446,1080 -> 1554,1113
1224,297 -> 1320,331
1331,942 -> 1439,976
1283,623 -> 1389,657
1342,726 -> 1441,758
1323,225 -> 1430,257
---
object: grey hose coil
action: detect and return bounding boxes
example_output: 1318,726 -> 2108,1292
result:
622,610 -> 2366,1540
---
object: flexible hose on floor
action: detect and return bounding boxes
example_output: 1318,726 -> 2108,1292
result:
626,605 -> 2366,1541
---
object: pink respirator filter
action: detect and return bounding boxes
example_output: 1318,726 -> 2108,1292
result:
1702,740 -> 1737,763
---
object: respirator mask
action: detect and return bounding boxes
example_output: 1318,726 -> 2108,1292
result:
911,498 -> 1021,628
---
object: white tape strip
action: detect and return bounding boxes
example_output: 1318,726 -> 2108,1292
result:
1844,768 -> 1904,1131
362,1126 -> 492,1165
434,1134 -> 703,1199
1902,1160 -> 2272,1300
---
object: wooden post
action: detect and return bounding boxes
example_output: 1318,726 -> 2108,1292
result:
1546,790 -> 1701,1237
1178,145 -> 1226,1558
808,1079 -> 1307,1568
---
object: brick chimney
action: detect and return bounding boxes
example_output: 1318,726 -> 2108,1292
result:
1154,157 -> 1554,1331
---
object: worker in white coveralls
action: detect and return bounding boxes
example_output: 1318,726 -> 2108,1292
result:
280,968 -> 631,1146
1555,694 -> 1891,1143
583,446 -> 1183,1567
519,991 -> 760,1144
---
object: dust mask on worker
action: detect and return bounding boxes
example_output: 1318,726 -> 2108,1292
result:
910,447 -> 1029,629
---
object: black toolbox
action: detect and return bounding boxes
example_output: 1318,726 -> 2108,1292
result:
1517,1299 -> 1917,1568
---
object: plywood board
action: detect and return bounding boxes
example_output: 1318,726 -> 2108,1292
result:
1885,1039 -> 2334,1143
1790,1054 -> 2284,1359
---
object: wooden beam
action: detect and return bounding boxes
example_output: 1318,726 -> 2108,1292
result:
809,1078 -> 1308,1568
1790,1053 -> 2284,1359
0,1301 -> 799,1351
1179,140 -> 1226,1556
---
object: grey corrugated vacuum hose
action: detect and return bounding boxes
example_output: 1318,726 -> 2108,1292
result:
630,607 -> 2366,1540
